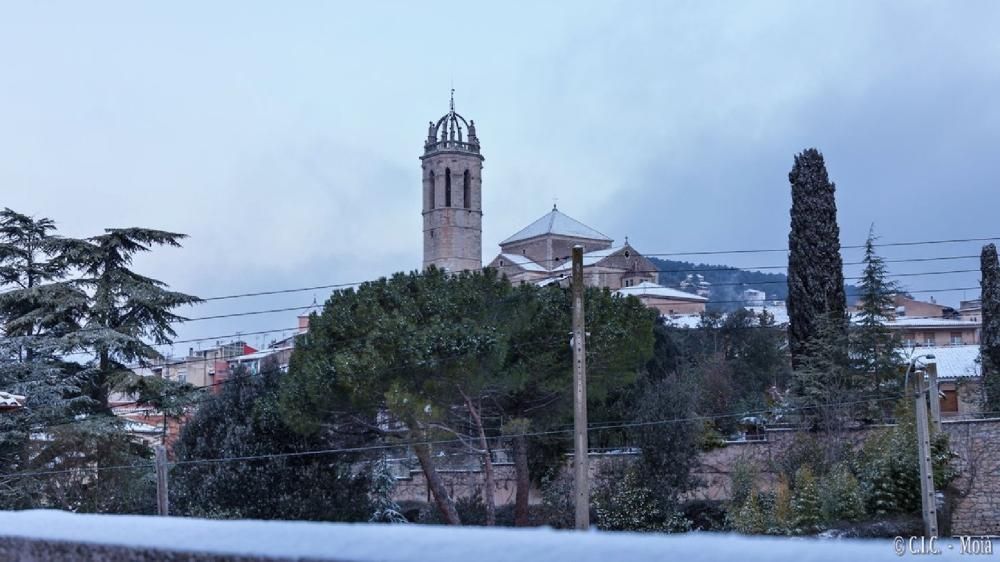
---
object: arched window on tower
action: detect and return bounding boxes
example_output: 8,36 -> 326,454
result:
428,170 -> 435,209
445,168 -> 452,207
463,170 -> 471,209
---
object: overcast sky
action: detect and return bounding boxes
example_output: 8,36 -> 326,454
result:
1,1 -> 998,351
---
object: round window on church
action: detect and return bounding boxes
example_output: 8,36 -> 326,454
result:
624,250 -> 631,258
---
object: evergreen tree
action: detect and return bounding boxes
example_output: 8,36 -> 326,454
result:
281,267 -> 655,526
67,228 -> 200,410
0,209 -> 90,507
791,465 -> 822,534
981,243 -> 1000,413
852,225 -> 902,417
786,148 -> 847,368
818,464 -> 866,523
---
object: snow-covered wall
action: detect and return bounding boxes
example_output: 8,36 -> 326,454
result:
0,510 -> 970,561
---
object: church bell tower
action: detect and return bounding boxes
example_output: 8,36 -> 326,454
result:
421,91 -> 484,272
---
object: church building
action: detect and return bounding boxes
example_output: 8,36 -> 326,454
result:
420,95 -> 706,316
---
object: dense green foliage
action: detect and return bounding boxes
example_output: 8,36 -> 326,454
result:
0,207 -> 196,513
981,243 -> 1000,413
280,267 -> 656,525
728,402 -> 956,536
786,148 -> 847,368
172,365 -> 372,521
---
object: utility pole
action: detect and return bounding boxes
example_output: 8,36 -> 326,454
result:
571,245 -> 589,530
926,360 -> 942,432
913,368 -> 938,538
154,444 -> 169,516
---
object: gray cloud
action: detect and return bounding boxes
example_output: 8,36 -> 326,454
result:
0,1 -> 997,346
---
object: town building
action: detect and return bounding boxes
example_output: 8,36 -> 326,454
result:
903,345 -> 982,418
891,294 -> 957,319
959,298 -> 982,323
614,282 -> 708,316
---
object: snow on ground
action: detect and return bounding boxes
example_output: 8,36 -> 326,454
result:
0,510 -> 975,561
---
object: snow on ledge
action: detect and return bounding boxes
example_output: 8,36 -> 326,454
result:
0,510 -> 961,561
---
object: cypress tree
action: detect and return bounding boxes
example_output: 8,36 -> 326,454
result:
981,243 -> 1000,412
787,148 -> 847,368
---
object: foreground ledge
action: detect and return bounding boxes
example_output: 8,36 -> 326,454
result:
0,510 -> 971,561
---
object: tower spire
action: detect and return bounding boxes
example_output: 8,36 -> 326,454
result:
449,88 -> 455,114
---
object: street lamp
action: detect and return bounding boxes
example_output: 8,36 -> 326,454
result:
905,353 -> 936,395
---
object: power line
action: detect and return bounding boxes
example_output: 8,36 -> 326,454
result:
5,392 -> 911,479
641,236 -> 1000,258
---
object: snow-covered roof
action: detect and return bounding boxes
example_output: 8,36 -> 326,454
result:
0,391 -> 26,409
903,345 -> 981,380
122,420 -> 161,435
746,305 -> 790,326
551,246 -> 626,272
615,281 -> 708,302
500,207 -> 612,246
498,253 -> 548,272
663,314 -> 703,329
230,346 -> 294,363
884,317 -> 980,329
0,509 -> 936,562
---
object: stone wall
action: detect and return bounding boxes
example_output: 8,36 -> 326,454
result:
394,419 -> 1000,535
941,418 -> 1000,535
684,419 -> 1000,535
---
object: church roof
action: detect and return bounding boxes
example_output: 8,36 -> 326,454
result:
500,207 -> 612,246
551,245 -> 626,272
498,253 -> 549,272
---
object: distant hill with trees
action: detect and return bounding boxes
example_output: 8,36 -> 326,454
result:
651,257 -> 861,312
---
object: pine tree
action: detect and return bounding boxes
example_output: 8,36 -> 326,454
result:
66,228 -> 201,410
791,465 -> 822,534
786,148 -> 847,368
0,209 -> 90,507
369,459 -> 407,523
981,243 -> 1000,413
852,225 -> 902,418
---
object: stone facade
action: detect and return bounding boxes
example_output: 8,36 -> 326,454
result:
421,95 -> 484,272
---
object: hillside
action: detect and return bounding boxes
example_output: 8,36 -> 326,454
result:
651,257 -> 861,312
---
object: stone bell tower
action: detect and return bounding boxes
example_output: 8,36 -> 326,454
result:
421,91 -> 484,272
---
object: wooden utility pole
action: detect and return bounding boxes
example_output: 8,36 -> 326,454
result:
571,245 -> 589,530
926,360 -> 942,433
913,370 -> 938,537
154,444 -> 169,516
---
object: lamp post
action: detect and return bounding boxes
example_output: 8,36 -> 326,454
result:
908,353 -> 938,539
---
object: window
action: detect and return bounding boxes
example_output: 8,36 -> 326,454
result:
951,332 -> 963,345
428,170 -> 435,209
923,333 -> 936,346
445,168 -> 452,207
940,389 -> 959,414
463,170 -> 471,209
624,250 -> 631,258
499,260 -> 505,267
